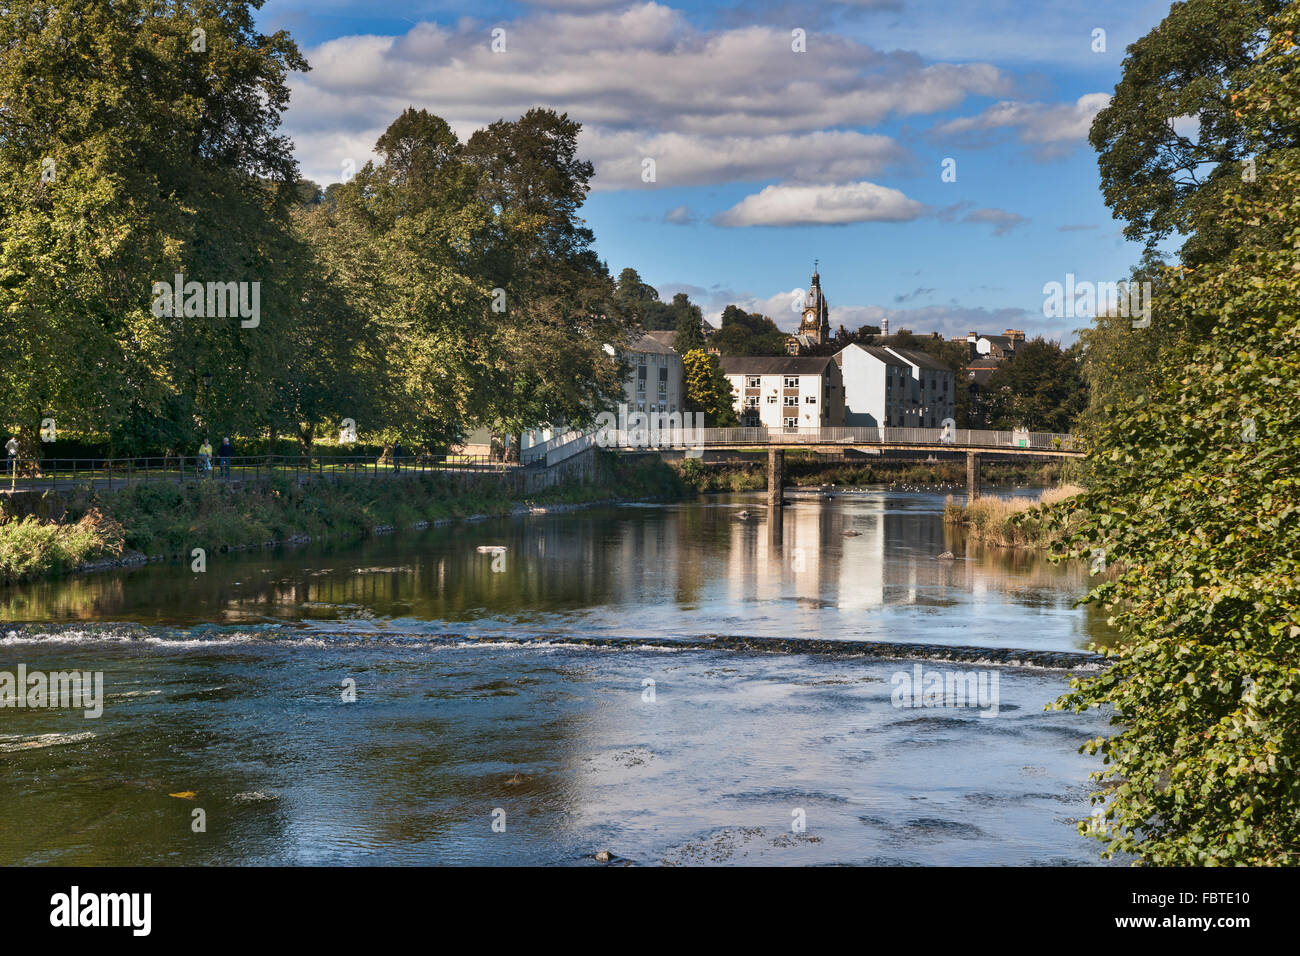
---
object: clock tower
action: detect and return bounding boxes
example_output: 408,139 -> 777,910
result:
799,263 -> 830,345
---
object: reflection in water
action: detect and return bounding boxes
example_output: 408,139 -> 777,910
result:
0,489 -> 1121,866
1,490 -> 1114,652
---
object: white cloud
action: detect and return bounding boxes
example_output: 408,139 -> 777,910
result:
714,181 -> 925,227
929,92 -> 1110,157
281,3 -> 1012,187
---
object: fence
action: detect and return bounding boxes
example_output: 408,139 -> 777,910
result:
1,454 -> 520,494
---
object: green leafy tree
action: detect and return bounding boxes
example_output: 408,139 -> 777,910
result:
711,305 -> 787,356
1089,0 -> 1292,266
681,349 -> 738,426
0,0 -> 308,455
982,338 -> 1087,432
1053,6 -> 1300,864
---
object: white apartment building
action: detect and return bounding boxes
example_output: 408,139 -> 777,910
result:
623,332 -> 685,415
720,355 -> 846,429
834,344 -> 955,428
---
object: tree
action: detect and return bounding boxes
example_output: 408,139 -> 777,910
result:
711,305 -> 787,355
1053,4 -> 1300,864
681,349 -> 739,427
1089,0 -> 1293,266
612,267 -> 661,326
0,0 -> 309,454
982,338 -> 1087,432
464,109 -> 630,441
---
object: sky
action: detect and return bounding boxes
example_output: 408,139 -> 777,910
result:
255,0 -> 1176,342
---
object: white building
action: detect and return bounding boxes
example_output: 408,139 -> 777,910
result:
516,332 -> 684,455
720,356 -> 846,429
622,331 -> 685,415
834,344 -> 955,428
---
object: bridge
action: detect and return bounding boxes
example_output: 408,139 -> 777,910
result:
522,425 -> 1082,503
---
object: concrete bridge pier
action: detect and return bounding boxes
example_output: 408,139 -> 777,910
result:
767,448 -> 785,542
767,449 -> 784,508
966,451 -> 981,501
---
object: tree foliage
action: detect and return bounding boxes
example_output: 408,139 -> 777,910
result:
681,349 -> 738,427
1055,3 -> 1300,864
983,338 -> 1087,433
1089,0 -> 1293,266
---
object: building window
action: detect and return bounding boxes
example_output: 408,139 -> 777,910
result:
638,354 -> 647,365
744,396 -> 759,408
767,395 -> 777,404
746,376 -> 760,388
804,395 -> 816,404
784,395 -> 798,406
783,417 -> 798,428
783,375 -> 799,389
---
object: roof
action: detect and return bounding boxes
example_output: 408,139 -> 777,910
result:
889,348 -> 953,372
835,343 -> 953,372
643,330 -> 677,349
834,344 -> 909,366
627,331 -> 678,355
978,335 -> 1018,350
720,355 -> 838,376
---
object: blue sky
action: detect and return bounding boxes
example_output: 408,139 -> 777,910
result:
256,0 -> 1176,341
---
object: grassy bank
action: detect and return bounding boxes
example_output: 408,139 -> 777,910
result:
943,484 -> 1083,548
0,452 -> 690,585
673,454 -> 1067,493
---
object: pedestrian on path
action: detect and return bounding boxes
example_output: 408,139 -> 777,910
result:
218,437 -> 233,478
198,437 -> 213,478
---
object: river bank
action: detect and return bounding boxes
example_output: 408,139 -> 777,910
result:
0,453 -> 690,585
675,455 -> 1069,494
943,485 -> 1083,549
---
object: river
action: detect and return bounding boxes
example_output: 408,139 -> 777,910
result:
0,487 -> 1121,865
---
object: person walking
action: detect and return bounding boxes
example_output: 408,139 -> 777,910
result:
392,440 -> 404,474
198,437 -> 213,478
5,435 -> 18,486
218,437 -> 233,478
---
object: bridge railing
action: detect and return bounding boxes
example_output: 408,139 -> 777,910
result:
591,426 -> 1077,451
520,428 -> 586,465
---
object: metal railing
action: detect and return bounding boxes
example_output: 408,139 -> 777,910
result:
520,428 -> 586,465
1,454 -> 520,493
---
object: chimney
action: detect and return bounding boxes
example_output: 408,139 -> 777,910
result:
967,332 -> 977,343
881,317 -> 889,336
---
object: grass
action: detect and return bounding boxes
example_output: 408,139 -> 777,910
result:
0,508 -> 126,584
943,484 -> 1084,549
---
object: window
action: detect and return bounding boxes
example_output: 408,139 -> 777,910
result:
805,395 -> 816,404
638,354 -> 647,365
766,395 -> 777,404
784,395 -> 798,406
658,366 -> 667,395
744,396 -> 759,408
783,375 -> 799,389
746,376 -> 761,388
783,417 -> 799,428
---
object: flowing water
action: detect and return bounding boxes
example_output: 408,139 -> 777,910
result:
0,487 -> 1121,866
